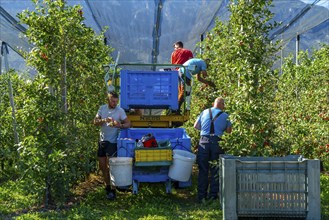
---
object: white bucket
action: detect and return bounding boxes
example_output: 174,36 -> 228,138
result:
109,157 -> 133,186
168,150 -> 196,182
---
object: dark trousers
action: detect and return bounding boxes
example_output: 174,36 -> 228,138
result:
197,135 -> 224,200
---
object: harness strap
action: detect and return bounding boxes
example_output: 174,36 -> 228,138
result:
209,108 -> 224,135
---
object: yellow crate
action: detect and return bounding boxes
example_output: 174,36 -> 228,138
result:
135,147 -> 172,163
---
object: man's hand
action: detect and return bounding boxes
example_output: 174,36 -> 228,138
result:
112,120 -> 122,128
105,117 -> 113,123
200,84 -> 208,91
201,70 -> 208,78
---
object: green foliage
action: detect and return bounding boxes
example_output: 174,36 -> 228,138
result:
186,0 -> 328,162
321,174 -> 329,218
1,0 -> 114,206
274,45 -> 329,163
0,71 -> 24,180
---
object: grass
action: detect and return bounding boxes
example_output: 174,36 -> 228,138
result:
1,167 -> 222,220
0,180 -> 38,216
1,168 -> 329,220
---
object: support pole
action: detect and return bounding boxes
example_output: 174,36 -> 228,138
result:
296,34 -> 300,65
151,0 -> 163,69
1,42 -> 19,144
200,34 -> 204,54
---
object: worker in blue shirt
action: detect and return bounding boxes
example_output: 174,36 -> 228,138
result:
194,97 -> 232,203
178,58 -> 215,112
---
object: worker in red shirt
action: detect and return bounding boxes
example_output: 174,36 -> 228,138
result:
171,41 -> 193,66
171,41 -> 193,115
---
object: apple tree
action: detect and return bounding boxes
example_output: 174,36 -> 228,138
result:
274,45 -> 329,168
187,0 -> 280,156
15,0 -> 112,205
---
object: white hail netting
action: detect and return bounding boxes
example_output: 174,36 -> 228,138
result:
0,0 -> 328,74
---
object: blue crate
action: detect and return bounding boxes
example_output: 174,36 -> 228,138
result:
120,70 -> 178,110
117,138 -> 136,157
117,128 -> 191,158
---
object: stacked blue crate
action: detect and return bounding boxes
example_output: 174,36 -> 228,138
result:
120,70 -> 178,110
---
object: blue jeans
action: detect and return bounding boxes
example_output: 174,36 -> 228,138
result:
197,135 -> 224,200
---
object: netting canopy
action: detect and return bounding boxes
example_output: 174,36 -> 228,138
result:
1,0 -> 328,74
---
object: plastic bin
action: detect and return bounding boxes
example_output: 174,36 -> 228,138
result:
219,155 -> 321,220
117,128 -> 191,157
109,157 -> 133,186
168,150 -> 196,181
120,70 -> 178,110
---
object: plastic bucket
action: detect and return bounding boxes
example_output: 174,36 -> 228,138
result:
109,157 -> 133,186
168,150 -> 196,182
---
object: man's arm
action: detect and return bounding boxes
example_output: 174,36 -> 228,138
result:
118,117 -> 131,129
226,126 -> 232,134
194,121 -> 201,130
194,115 -> 201,130
188,50 -> 193,59
196,72 -> 216,87
200,70 -> 207,78
171,51 -> 175,64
